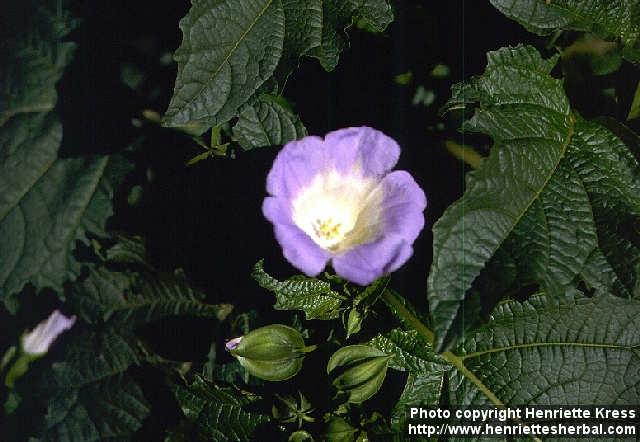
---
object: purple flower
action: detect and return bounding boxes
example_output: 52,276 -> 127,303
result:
21,310 -> 76,356
263,127 -> 427,285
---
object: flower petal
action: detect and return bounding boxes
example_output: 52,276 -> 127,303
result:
273,224 -> 330,276
380,170 -> 427,242
324,127 -> 400,178
266,136 -> 326,199
331,234 -> 413,285
262,196 -> 292,225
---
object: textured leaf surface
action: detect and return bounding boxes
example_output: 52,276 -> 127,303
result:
70,267 -> 233,325
31,238 -> 235,440
172,374 -> 269,441
490,0 -> 640,63
0,0 -> 76,125
354,0 -> 394,33
383,291 -> 640,438
452,294 -> 640,406
163,0 -> 286,127
42,375 -> 150,442
233,95 -> 306,149
38,326 -> 151,441
280,0 -> 323,59
0,149 -> 128,312
429,45 -> 640,350
369,329 -> 446,374
0,1 -> 128,312
252,260 -> 344,319
311,0 -> 393,71
391,372 -> 444,430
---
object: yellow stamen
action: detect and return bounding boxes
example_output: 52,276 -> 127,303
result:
314,218 -> 343,240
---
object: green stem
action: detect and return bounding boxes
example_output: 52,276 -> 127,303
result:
381,290 -> 541,442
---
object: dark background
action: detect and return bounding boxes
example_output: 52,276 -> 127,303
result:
62,0 -> 537,312
5,0 -> 639,438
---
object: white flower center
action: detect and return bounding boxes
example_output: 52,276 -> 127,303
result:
291,168 -> 384,253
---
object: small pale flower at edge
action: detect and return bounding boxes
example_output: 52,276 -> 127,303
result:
263,127 -> 427,285
21,310 -> 76,356
4,310 -> 76,389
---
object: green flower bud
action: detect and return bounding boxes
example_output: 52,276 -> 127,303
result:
230,324 -> 315,381
327,345 -> 391,404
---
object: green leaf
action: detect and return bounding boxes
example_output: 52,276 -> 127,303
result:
452,293 -> 640,406
281,0 -> 323,57
35,324 -> 152,441
380,290 -> 640,435
345,308 -> 363,338
369,329 -> 447,375
163,0 -> 286,128
490,0 -> 640,63
354,0 -> 394,33
0,0 -> 130,313
628,80 -> 640,120
70,237 -> 234,325
67,235 -> 234,324
310,0 -> 393,71
42,376 -> 150,442
369,329 -> 448,430
430,45 -> 640,350
104,233 -> 148,266
70,267 -> 233,325
252,260 -> 345,320
172,374 -> 269,441
391,372 -> 445,430
0,0 -> 77,125
233,95 -> 307,150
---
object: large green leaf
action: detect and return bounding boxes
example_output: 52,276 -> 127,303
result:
452,293 -> 640,406
382,289 -> 640,441
429,45 -> 640,350
233,95 -> 306,149
252,260 -> 345,319
0,2 -> 129,313
172,374 -> 269,441
163,0 -> 394,133
490,0 -> 640,63
163,0 -> 286,128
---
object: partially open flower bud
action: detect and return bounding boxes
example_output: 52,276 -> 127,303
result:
327,345 -> 391,404
5,310 -> 76,389
224,336 -> 242,351
21,310 -> 76,356
229,324 -> 316,381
